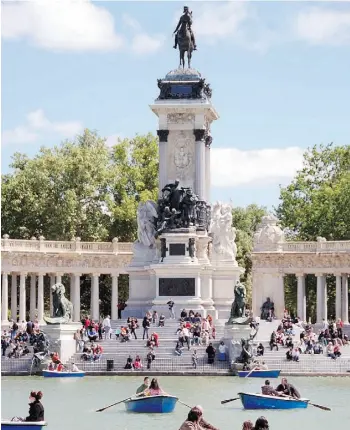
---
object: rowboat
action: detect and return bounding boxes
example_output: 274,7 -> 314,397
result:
237,370 -> 281,378
124,395 -> 178,413
238,392 -> 309,410
42,370 -> 85,378
1,421 -> 47,430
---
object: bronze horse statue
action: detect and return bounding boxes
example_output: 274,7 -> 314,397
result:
177,21 -> 193,69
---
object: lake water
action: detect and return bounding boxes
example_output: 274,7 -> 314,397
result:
1,376 -> 350,430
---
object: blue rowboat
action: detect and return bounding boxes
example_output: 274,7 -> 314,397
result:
1,421 -> 47,430
124,395 -> 178,413
238,392 -> 309,410
237,370 -> 281,378
42,370 -> 85,378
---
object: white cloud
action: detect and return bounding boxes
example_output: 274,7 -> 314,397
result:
295,8 -> 350,45
211,147 -> 304,187
2,127 -> 38,146
195,2 -> 249,40
131,33 -> 165,55
2,109 -> 83,146
2,0 -> 124,52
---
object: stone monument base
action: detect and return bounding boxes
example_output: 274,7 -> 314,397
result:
42,322 -> 81,363
223,323 -> 252,364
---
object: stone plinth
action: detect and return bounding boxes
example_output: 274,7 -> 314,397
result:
223,323 -> 252,364
42,322 -> 81,363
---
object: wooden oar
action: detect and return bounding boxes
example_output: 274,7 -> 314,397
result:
308,401 -> 331,411
221,397 -> 240,405
245,366 -> 258,378
96,397 -> 131,412
178,400 -> 192,408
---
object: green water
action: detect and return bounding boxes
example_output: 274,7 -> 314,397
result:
1,376 -> 349,429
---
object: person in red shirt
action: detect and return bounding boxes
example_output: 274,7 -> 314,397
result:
56,363 -> 64,372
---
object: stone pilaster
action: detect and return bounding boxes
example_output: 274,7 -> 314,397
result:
335,274 -> 342,320
111,274 -> 119,320
1,272 -> 9,324
19,273 -> 27,322
194,129 -> 206,200
37,274 -> 45,324
11,273 -> 17,321
296,273 -> 306,321
157,130 -> 169,196
342,275 -> 349,324
30,274 -> 37,321
91,273 -> 100,321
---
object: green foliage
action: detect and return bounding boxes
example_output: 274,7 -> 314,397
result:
276,143 -> 350,240
232,205 -> 267,305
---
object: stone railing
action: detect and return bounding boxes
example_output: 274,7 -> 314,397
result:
1,236 -> 133,254
254,240 -> 350,253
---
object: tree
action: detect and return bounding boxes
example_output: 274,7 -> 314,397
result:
276,143 -> 350,240
232,205 -> 267,304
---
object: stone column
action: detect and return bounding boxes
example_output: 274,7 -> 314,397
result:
19,273 -> 27,322
72,274 -> 81,322
111,274 -> 119,320
296,273 -> 306,321
2,272 -> 9,324
205,135 -> 212,202
157,130 -> 169,196
11,274 -> 17,321
91,274 -> 100,321
335,274 -> 342,320
30,274 -> 37,321
56,274 -> 62,284
316,274 -> 326,323
342,275 -> 349,324
195,275 -> 201,298
37,274 -> 45,324
194,129 -> 206,200
49,275 -> 55,316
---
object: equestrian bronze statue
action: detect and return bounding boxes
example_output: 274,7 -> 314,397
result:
173,6 -> 197,68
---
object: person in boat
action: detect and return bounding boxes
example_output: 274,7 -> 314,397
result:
136,376 -> 150,394
261,380 -> 279,396
242,421 -> 254,430
178,407 -> 203,430
47,362 -> 55,371
140,377 -> 168,396
56,362 -> 65,372
18,391 -> 45,422
253,416 -> 269,430
276,377 -> 301,399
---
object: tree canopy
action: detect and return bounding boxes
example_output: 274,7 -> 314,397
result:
276,143 -> 350,241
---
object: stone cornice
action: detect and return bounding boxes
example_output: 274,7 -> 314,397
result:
252,252 -> 350,274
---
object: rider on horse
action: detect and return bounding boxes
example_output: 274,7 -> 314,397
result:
173,6 -> 197,51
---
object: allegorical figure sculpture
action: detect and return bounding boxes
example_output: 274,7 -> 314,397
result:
210,202 -> 237,262
136,200 -> 158,248
45,283 -> 73,324
228,281 -> 248,324
173,6 -> 197,68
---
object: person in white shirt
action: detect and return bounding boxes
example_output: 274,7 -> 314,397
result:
71,362 -> 80,372
102,315 -> 111,340
181,327 -> 190,350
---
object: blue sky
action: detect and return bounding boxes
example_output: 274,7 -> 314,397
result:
2,0 -> 350,209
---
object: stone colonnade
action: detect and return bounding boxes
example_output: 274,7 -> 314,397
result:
1,272 -> 121,324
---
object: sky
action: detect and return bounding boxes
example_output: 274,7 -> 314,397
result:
2,0 -> 350,209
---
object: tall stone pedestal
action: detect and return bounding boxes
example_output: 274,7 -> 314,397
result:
43,322 -> 81,363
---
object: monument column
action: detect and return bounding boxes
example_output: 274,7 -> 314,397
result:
342,275 -> 349,324
157,130 -> 169,196
335,274 -> 342,320
111,274 -> 119,320
91,274 -> 100,321
19,273 -> 27,322
30,274 -> 37,321
11,273 -> 17,321
194,129 -> 206,200
205,136 -> 212,202
296,273 -> 306,321
37,274 -> 45,324
1,272 -> 9,324
49,274 -> 55,316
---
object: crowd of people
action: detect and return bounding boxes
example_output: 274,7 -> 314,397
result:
265,313 -> 349,363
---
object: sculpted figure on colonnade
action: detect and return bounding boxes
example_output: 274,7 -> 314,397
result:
44,283 -> 73,324
261,297 -> 275,320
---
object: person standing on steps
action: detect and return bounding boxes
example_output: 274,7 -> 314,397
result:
142,316 -> 150,340
102,315 -> 111,340
167,299 -> 175,319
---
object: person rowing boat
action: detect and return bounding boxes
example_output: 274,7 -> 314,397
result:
136,376 -> 150,395
276,377 -> 301,399
261,380 -> 279,396
136,377 -> 168,397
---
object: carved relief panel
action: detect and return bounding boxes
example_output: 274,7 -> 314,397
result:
167,130 -> 195,189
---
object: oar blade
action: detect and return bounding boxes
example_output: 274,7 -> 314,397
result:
310,402 -> 331,411
221,397 -> 240,405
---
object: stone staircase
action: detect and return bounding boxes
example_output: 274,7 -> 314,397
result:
67,319 -> 230,373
